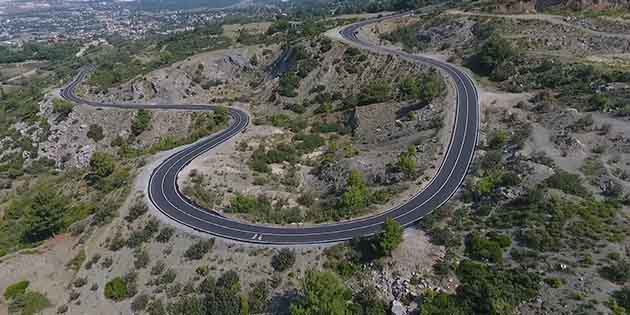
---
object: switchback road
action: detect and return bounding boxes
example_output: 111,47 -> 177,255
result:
61,13 -> 479,244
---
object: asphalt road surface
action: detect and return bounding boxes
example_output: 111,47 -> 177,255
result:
61,13 -> 479,244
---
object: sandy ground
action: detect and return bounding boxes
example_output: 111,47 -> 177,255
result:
0,235 -> 80,314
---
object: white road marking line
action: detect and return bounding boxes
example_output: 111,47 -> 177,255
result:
69,13 -> 480,244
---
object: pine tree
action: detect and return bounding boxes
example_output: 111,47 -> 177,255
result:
22,188 -> 66,242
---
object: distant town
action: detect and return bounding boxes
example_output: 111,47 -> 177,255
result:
0,0 -> 262,45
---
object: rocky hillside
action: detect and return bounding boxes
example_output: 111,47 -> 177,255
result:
491,0 -> 630,12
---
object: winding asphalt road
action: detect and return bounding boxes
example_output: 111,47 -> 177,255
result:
60,13 -> 479,244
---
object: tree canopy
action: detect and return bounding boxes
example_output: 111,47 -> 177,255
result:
290,271 -> 352,315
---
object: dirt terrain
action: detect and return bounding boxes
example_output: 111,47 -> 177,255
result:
5,6 -> 630,314
373,8 -> 630,314
175,40 -> 454,224
0,22 -> 455,313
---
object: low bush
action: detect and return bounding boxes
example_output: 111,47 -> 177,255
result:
465,232 -> 511,263
131,109 -> 152,136
544,171 -> 589,196
104,277 -> 129,301
4,280 -> 29,300
600,259 -> 630,284
155,227 -> 175,243
184,239 -> 215,260
8,291 -> 51,315
52,99 -> 74,120
87,124 -> 105,142
271,249 -> 296,272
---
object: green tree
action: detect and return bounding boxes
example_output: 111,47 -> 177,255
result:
339,171 -> 370,212
290,271 -> 352,315
377,218 -> 403,256
248,281 -> 269,314
420,291 -> 464,315
475,35 -> 516,77
205,270 -> 246,315
590,94 -> 609,111
90,152 -> 116,178
612,287 -> 630,310
456,260 -> 540,315
22,188 -> 67,242
398,146 -> 417,178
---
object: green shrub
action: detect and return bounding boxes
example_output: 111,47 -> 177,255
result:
279,72 -> 300,97
338,171 -> 370,212
600,260 -> 630,284
248,280 -> 270,313
159,269 -> 177,285
89,152 -> 115,178
271,249 -> 296,272
544,171 -> 588,196
612,287 -> 630,310
4,280 -> 29,300
126,219 -> 159,248
398,72 -> 445,104
472,34 -> 517,79
289,271 -> 352,315
131,109 -> 152,136
9,291 -> 51,315
156,227 -> 175,243
125,201 -> 148,223
295,133 -> 325,153
131,294 -> 149,312
21,187 -> 68,243
230,194 -> 261,213
487,130 -> 509,150
205,270 -> 245,315
357,80 -> 391,106
52,99 -> 74,119
456,260 -> 540,314
398,146 -> 417,178
66,249 -> 86,271
465,232 -> 511,263
87,124 -> 105,142
134,249 -> 150,269
184,239 -> 215,260
381,23 -> 425,51
104,277 -> 129,301
543,277 -> 565,289
590,94 -> 609,111
316,122 -> 338,133
377,218 -> 404,256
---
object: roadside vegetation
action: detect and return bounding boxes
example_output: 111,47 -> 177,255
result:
3,280 -> 51,315
87,25 -> 231,91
